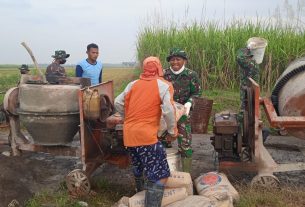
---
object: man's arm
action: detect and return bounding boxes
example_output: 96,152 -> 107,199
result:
75,65 -> 83,77
185,71 -> 202,111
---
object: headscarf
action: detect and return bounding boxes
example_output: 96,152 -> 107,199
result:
140,56 -> 163,80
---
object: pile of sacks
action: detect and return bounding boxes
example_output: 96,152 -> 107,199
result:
113,171 -> 239,207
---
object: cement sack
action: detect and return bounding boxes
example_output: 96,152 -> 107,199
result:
195,172 -> 239,201
207,188 -> 234,207
111,196 -> 129,207
166,171 -> 193,195
166,195 -> 233,207
165,195 -> 213,207
158,102 -> 186,136
129,187 -> 188,207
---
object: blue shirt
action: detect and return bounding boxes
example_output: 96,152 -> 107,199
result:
76,59 -> 103,85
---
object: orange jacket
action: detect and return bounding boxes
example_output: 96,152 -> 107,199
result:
115,78 -> 177,147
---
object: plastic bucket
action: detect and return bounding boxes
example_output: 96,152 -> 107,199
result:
247,37 -> 268,64
166,148 -> 182,171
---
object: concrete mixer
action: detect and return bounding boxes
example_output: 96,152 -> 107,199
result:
1,76 -> 129,196
211,57 -> 305,187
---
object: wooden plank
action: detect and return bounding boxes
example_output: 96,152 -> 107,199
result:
275,162 -> 305,172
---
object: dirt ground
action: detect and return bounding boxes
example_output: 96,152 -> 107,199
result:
0,130 -> 305,207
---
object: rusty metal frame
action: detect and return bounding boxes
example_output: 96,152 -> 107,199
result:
220,78 -> 277,173
262,98 -> 305,128
79,81 -> 129,176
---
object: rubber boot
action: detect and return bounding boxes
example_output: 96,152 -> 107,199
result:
144,181 -> 165,207
135,177 -> 145,193
181,157 -> 192,173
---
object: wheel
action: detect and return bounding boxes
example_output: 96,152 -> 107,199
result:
66,169 -> 91,197
241,147 -> 251,162
251,174 -> 280,189
278,128 -> 288,136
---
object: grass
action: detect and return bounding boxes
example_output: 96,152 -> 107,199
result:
25,180 -> 305,207
0,67 -> 137,103
26,179 -> 134,207
137,19 -> 305,91
236,185 -> 305,207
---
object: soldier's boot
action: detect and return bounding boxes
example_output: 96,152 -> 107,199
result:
145,181 -> 164,207
181,157 -> 192,173
135,176 -> 145,193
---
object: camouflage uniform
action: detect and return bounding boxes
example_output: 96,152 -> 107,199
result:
236,47 -> 259,110
18,64 -> 30,75
163,67 -> 202,158
46,50 -> 69,82
46,62 -> 66,77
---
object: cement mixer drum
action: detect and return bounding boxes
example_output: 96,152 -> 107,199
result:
18,84 -> 81,145
272,57 -> 305,139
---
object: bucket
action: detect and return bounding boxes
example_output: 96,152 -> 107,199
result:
247,37 -> 267,64
166,148 -> 181,171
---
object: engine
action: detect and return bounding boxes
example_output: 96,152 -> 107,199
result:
210,112 -> 241,161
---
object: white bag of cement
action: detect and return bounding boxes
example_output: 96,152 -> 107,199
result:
158,102 -> 186,137
195,172 -> 239,201
166,171 -> 193,195
166,195 -> 233,207
165,195 -> 214,207
129,187 -> 188,207
112,196 -> 129,207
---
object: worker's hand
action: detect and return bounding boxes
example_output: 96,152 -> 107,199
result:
184,102 -> 192,116
166,133 -> 178,142
247,42 -> 256,50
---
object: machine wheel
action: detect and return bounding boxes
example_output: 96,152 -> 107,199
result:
251,174 -> 280,189
278,128 -> 288,136
66,169 -> 91,197
241,147 -> 251,162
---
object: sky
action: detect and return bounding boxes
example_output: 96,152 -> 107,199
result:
0,0 -> 303,64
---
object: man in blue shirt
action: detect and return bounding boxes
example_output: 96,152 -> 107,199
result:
76,43 -> 103,85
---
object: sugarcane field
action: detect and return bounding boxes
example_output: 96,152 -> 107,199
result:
1,1 -> 305,207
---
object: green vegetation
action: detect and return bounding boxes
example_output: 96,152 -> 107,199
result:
26,179 -> 134,207
0,67 -> 136,103
235,185 -> 305,207
137,20 -> 305,91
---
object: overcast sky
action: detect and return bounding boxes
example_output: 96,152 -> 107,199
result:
0,0 -> 303,64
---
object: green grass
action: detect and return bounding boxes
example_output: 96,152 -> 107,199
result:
26,179 -> 134,207
236,185 -> 305,207
0,67 -> 137,103
137,19 -> 305,91
25,180 -> 305,207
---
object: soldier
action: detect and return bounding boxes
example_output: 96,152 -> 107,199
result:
236,41 -> 260,110
163,48 -> 202,173
18,64 -> 30,75
46,50 -> 69,83
237,37 -> 269,141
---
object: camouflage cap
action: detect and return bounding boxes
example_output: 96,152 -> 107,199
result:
166,48 -> 188,62
18,64 -> 29,71
51,50 -> 70,59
